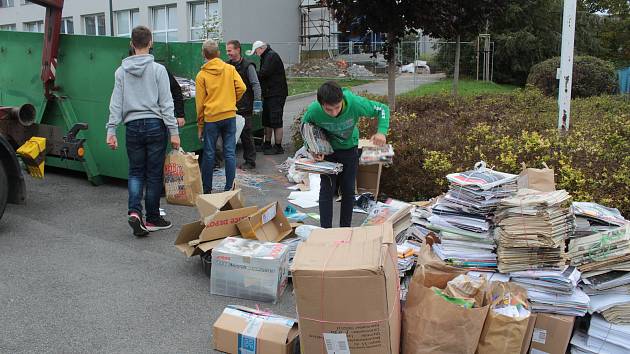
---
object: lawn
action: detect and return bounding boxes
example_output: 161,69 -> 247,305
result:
287,77 -> 372,96
401,79 -> 519,97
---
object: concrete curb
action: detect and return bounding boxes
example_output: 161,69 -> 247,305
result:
286,91 -> 316,102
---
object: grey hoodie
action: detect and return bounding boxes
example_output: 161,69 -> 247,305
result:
107,54 -> 178,137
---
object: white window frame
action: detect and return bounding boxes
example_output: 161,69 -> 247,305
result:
83,13 -> 106,36
115,9 -> 139,37
20,0 -> 31,5
61,17 -> 73,34
24,20 -> 44,33
0,23 -> 16,31
151,4 -> 178,43
1,0 -> 15,8
189,1 -> 219,42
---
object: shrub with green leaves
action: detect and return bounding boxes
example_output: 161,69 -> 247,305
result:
527,56 -> 617,97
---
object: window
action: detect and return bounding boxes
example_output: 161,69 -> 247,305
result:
84,13 -> 106,36
0,24 -> 16,31
61,17 -> 73,34
1,0 -> 14,8
24,21 -> 44,33
151,4 -> 177,42
189,1 -> 219,41
20,0 -> 31,5
115,9 -> 139,37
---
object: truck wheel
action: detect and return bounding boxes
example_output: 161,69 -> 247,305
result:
0,162 -> 8,221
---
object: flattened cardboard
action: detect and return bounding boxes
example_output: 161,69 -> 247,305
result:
196,190 -> 256,241
529,313 -> 574,354
291,223 -> 400,354
237,202 -> 292,243
213,306 -> 299,354
520,313 -> 537,354
174,221 -> 225,257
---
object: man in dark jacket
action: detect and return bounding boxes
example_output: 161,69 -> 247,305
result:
247,41 -> 288,155
227,39 -> 262,170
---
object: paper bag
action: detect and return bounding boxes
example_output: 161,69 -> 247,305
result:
476,282 -> 531,354
517,162 -> 555,192
403,246 -> 488,354
164,149 -> 203,206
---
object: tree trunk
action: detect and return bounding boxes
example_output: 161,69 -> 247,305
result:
387,36 -> 397,111
452,34 -> 461,96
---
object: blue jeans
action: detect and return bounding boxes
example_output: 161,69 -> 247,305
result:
125,118 -> 167,222
202,118 -> 236,193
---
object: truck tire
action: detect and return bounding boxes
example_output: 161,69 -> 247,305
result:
0,161 -> 8,221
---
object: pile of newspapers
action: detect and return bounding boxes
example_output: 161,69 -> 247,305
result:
572,201 -> 628,238
301,122 -> 334,155
428,162 -> 518,271
174,76 -> 196,99
569,225 -> 630,324
571,314 -> 630,354
360,144 -> 395,165
494,189 -> 574,273
294,158 -> 343,175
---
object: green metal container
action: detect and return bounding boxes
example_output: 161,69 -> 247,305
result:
0,31 -> 260,183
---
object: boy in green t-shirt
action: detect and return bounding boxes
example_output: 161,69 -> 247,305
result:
302,81 -> 390,228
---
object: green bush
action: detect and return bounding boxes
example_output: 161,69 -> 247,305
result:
527,56 -> 617,97
292,89 -> 630,216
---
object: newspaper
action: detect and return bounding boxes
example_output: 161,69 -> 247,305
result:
301,122 -> 334,155
359,144 -> 395,165
174,76 -> 196,99
294,158 -> 343,175
572,202 -> 629,238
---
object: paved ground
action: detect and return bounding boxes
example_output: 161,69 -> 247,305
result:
0,74 -> 439,353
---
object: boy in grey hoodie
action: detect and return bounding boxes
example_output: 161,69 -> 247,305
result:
106,26 -> 180,237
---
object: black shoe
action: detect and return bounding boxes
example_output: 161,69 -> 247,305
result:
128,213 -> 149,237
145,216 -> 172,231
263,143 -> 274,155
240,162 -> 256,170
274,144 -> 285,155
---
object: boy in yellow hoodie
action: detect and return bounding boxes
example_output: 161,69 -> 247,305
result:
195,39 -> 246,193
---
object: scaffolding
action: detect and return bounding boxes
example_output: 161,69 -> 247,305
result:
299,0 -> 337,55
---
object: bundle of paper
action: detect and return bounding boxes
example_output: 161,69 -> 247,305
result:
582,271 -> 630,296
510,266 -> 581,295
568,225 -> 630,272
494,189 -> 574,273
363,199 -> 413,236
572,202 -> 628,238
582,314 -> 630,351
397,240 -> 421,276
589,292 -> 630,324
570,329 -> 628,354
294,158 -> 343,175
359,144 -> 395,165
526,287 -> 589,316
301,122 -> 334,155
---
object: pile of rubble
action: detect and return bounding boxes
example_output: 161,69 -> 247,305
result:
287,58 -> 375,78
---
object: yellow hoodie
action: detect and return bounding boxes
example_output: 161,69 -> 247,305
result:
195,58 -> 246,129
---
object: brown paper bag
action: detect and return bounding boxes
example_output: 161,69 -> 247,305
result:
403,246 -> 489,354
476,282 -> 531,354
164,149 -> 202,206
517,162 -> 555,192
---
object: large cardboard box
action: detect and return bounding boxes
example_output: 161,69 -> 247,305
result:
237,202 -> 292,243
291,223 -> 400,354
529,313 -> 575,354
520,313 -> 538,354
357,163 -> 383,197
174,190 -> 257,257
213,305 -> 299,354
211,237 -> 289,303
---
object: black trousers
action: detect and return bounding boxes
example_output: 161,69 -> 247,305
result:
319,147 -> 359,228
241,114 -> 256,164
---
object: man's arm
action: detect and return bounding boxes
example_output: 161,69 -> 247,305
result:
356,96 -> 390,135
257,53 -> 273,81
234,68 -> 246,102
106,69 -> 124,137
157,66 -> 178,137
166,69 -> 185,119
247,65 -> 262,101
195,72 -> 206,133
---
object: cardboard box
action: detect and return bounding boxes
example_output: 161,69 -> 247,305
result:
357,163 -> 383,198
211,237 -> 289,303
174,190 -> 257,257
237,202 -> 292,243
213,305 -> 299,354
520,313 -> 537,354
291,223 -> 400,354
529,313 -> 575,354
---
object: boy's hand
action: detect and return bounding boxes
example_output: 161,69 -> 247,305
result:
313,153 -> 325,161
177,117 -> 185,127
198,129 -> 204,142
371,133 -> 386,146
170,135 -> 181,150
107,135 -> 118,150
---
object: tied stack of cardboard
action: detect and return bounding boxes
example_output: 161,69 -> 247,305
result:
174,189 -> 257,257
213,305 -> 299,354
291,223 -> 401,354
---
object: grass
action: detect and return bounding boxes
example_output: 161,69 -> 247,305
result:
287,77 -> 372,96
401,79 -> 519,97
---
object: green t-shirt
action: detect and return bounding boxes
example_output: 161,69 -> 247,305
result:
302,88 -> 390,151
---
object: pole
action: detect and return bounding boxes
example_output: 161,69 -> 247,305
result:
108,0 -> 114,36
558,0 -> 577,132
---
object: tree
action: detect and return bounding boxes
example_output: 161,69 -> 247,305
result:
582,0 -> 630,15
420,0 -> 509,95
324,0 -> 426,110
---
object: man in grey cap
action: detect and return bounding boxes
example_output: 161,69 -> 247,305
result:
247,41 -> 288,155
